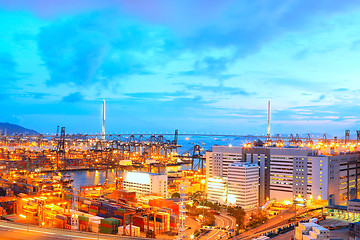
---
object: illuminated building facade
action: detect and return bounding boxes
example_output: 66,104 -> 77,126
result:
242,147 -> 271,206
122,172 -> 168,198
205,146 -> 243,179
227,162 -> 259,209
206,177 -> 228,204
207,144 -> 360,206
267,148 -> 329,203
328,153 -> 360,205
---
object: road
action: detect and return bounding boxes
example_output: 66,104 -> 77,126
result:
271,230 -> 294,240
235,207 -> 309,240
0,220 -> 148,240
200,213 -> 236,240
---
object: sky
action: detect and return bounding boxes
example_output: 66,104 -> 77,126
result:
0,0 -> 360,137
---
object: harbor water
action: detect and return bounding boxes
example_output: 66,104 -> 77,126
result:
68,135 -> 252,190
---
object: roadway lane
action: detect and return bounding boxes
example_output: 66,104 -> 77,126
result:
0,220 -> 148,240
200,215 -> 226,240
235,207 -> 308,240
200,213 -> 235,240
218,213 -> 236,239
220,213 -> 236,230
271,230 -> 294,240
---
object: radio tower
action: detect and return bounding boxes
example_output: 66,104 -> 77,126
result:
102,99 -> 105,140
267,100 -> 271,140
178,184 -> 186,240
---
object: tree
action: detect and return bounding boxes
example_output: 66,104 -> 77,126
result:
227,206 -> 246,229
171,192 -> 180,198
204,212 -> 215,226
246,210 -> 268,229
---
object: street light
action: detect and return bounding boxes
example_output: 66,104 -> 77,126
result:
293,195 -> 306,239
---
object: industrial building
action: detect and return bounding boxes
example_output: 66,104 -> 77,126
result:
205,143 -> 360,206
122,172 -> 168,198
266,148 -> 329,203
295,221 -> 330,240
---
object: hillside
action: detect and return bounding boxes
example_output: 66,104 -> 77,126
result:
0,122 -> 39,135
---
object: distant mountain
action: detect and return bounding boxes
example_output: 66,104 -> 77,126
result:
0,122 -> 39,135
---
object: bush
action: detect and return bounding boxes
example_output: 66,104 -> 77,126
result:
171,192 -> 180,198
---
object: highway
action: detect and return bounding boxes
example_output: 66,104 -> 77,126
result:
200,213 -> 236,240
0,220 -> 149,240
234,207 -> 309,240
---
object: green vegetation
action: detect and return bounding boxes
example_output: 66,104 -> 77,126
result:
203,211 -> 215,226
227,206 -> 246,230
246,210 -> 268,229
193,230 -> 201,237
205,201 -> 221,211
185,192 -> 218,227
171,192 -> 180,198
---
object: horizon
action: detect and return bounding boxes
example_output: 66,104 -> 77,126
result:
1,1 -> 360,136
1,121 -> 358,141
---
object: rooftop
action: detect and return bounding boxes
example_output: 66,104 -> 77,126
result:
228,161 -> 258,168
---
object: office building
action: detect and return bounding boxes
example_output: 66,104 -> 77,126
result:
206,146 -> 242,179
227,162 -> 259,209
242,147 -> 271,205
206,177 -> 228,204
122,171 -> 168,198
266,148 -> 329,203
328,153 -> 360,205
347,199 -> 360,214
206,143 -> 360,206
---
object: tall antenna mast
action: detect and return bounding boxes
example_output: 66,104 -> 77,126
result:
267,100 -> 271,140
102,99 -> 105,140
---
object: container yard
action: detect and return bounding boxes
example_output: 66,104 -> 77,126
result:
0,168 -> 190,238
0,131 -> 209,239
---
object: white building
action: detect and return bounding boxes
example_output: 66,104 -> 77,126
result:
207,177 -> 228,204
206,146 -> 243,179
268,148 -> 329,203
227,162 -> 259,209
122,171 -> 168,198
206,144 -> 360,206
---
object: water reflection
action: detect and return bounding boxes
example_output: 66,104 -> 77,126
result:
69,164 -> 191,190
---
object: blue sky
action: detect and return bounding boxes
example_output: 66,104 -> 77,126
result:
0,0 -> 360,136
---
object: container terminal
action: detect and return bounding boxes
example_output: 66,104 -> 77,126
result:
0,128 -> 359,239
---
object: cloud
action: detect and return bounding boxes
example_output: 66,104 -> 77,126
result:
125,91 -> 186,100
18,0 -> 360,80
179,83 -> 252,96
350,39 -> 360,51
292,49 -> 310,60
0,52 -> 19,84
180,56 -> 237,80
333,88 -> 349,92
37,11 -> 178,87
62,92 -> 84,102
